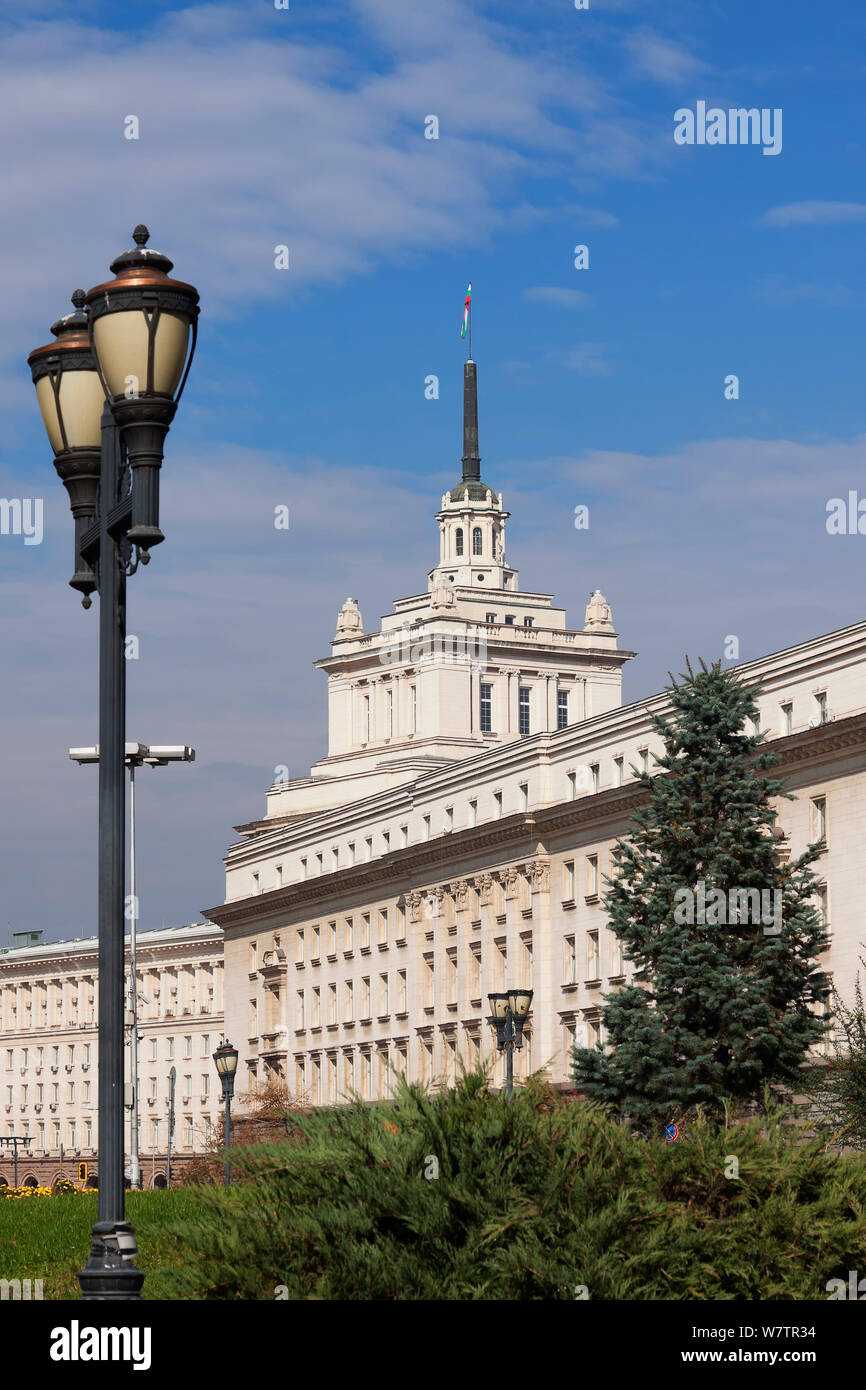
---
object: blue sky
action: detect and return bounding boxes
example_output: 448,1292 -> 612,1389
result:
1,0 -> 865,940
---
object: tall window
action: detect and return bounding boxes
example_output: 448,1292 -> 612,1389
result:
386,688 -> 393,737
557,688 -> 568,729
587,931 -> 600,979
815,691 -> 828,724
586,854 -> 599,897
563,860 -> 575,901
518,687 -> 531,736
472,526 -> 482,555
344,980 -> 354,1023
614,756 -> 624,786
364,695 -> 371,742
480,682 -> 493,733
812,796 -> 827,844
410,685 -> 417,733
590,763 -> 600,794
781,702 -> 793,736
565,936 -> 577,984
455,527 -> 464,556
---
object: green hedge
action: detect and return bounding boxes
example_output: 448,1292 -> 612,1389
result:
165,1070 -> 866,1301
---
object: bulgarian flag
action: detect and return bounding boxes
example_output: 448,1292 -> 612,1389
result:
461,283 -> 471,338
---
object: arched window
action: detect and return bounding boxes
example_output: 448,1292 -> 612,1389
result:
455,528 -> 464,556
472,527 -> 483,555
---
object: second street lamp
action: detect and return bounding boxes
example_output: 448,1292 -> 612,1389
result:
27,226 -> 199,1300
69,743 -> 196,1191
212,1040 -> 239,1187
488,988 -> 533,1102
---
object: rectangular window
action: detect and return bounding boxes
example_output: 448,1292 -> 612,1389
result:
379,973 -> 389,1015
588,931 -> 600,980
557,688 -> 568,730
781,702 -> 793,736
361,978 -> 371,1018
505,614 -> 515,625
202,1074 -> 210,1099
382,831 -> 390,852
444,806 -> 453,833
296,991 -> 305,1029
400,825 -> 408,848
397,904 -> 407,940
379,910 -> 389,947
485,612 -> 496,623
167,1038 -> 174,1059
312,987 -> 321,1027
614,756 -> 624,786
344,980 -> 355,1023
348,841 -> 356,864
365,837 -> 373,861
316,852 -> 323,873
184,1035 -> 192,1058
387,688 -> 394,738
480,682 -> 492,733
296,929 -> 305,963
640,748 -> 649,774
249,942 -> 258,972
301,857 -> 308,879
344,917 -> 354,953
470,950 -> 481,998
613,939 -> 624,977
332,847 -> 339,871
815,691 -> 828,724
328,983 -> 337,1025
567,771 -> 577,800
590,763 -> 600,794
328,921 -> 337,956
312,925 -> 321,959
361,914 -> 371,950
276,863 -> 283,887
518,687 -> 531,736
364,694 -> 371,742
563,860 -> 575,901
519,782 -> 529,812
494,791 -> 503,819
565,936 -> 577,984
586,854 -> 599,897
469,798 -> 478,826
410,685 -> 417,733
424,815 -> 431,840
812,796 -> 827,844
523,615 -> 533,628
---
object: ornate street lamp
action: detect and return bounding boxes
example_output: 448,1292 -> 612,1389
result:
26,226 -> 199,1300
487,988 -> 533,1102
213,1040 -> 239,1187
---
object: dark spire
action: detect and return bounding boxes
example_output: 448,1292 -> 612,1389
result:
461,358 -> 481,483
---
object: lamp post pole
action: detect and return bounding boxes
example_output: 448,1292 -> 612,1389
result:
69,742 -> 196,1194
28,226 -> 199,1299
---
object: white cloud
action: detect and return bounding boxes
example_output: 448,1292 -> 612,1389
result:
624,28 -> 706,84
524,286 -> 592,309
560,342 -> 612,375
761,201 -> 866,227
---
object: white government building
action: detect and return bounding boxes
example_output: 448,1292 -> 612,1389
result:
0,923 -> 223,1187
207,361 -> 866,1107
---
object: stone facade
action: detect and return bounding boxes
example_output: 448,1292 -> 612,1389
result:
206,362 -> 865,1109
0,923 -> 224,1187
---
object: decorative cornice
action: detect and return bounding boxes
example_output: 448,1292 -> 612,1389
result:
206,711 -> 866,934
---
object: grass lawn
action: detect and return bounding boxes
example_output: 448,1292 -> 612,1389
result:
0,1190 -> 212,1300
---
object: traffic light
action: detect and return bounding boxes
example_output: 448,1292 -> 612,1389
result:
78,1162 -> 87,1183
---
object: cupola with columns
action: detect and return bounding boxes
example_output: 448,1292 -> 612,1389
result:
263,350 -> 636,820
430,360 -> 516,594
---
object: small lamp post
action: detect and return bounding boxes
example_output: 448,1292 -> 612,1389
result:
212,1040 -> 239,1187
487,988 -> 533,1102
